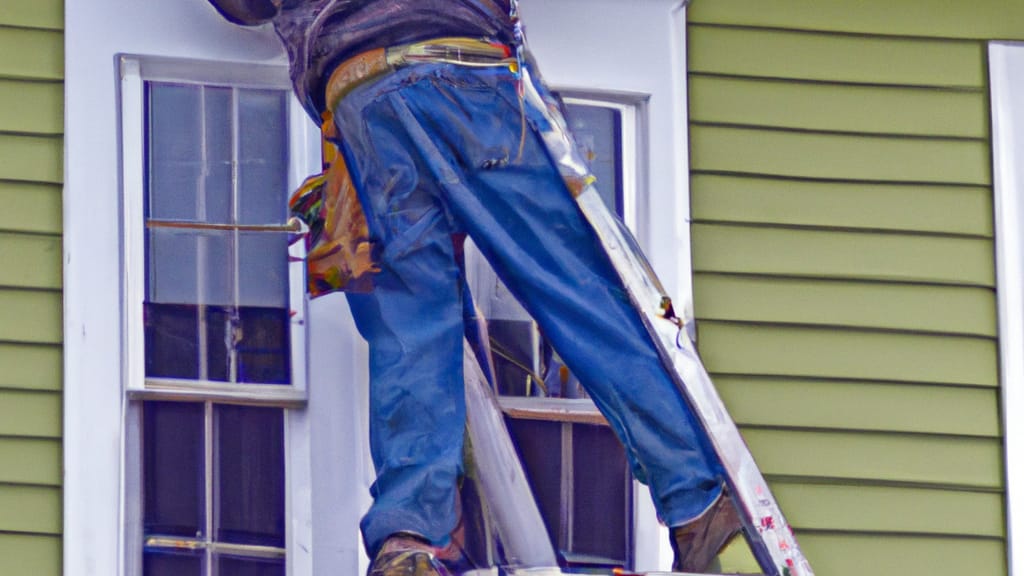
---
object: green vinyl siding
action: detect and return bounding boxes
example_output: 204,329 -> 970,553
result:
0,133 -> 63,183
0,79 -> 63,135
2,0 -> 64,31
771,482 -> 1005,536
689,26 -> 985,88
689,0 -> 1024,41
694,275 -> 996,337
740,429 -> 1002,489
687,3 -> 1011,574
0,290 -> 62,344
715,377 -> 999,437
0,534 -> 61,576
0,182 -> 62,235
692,224 -> 994,286
698,323 -> 997,387
0,4 -> 63,575
691,125 -> 991,184
796,534 -> 1005,576
690,75 -> 989,138
0,343 -> 62,392
0,232 -> 63,290
692,174 -> 993,236
0,438 -> 61,486
0,27 -> 63,82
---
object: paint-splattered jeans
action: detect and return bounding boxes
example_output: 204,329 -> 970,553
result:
333,59 -> 724,557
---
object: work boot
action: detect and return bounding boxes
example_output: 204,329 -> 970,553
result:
670,491 -> 743,573
368,534 -> 453,576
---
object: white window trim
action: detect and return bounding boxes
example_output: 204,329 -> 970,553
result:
990,41 -> 1024,576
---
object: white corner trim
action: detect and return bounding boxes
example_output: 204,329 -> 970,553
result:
989,40 -> 1023,576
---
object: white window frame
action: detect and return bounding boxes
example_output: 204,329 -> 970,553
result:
117,53 -> 312,575
119,54 -> 309,406
989,40 -> 1024,576
560,92 -> 646,234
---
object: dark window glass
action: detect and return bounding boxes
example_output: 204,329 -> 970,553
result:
235,306 -> 291,384
143,402 -> 205,538
572,423 -> 629,563
563,103 -> 623,217
144,303 -> 201,380
143,549 -> 204,576
215,405 -> 286,547
506,418 -> 562,553
489,319 -> 536,397
144,303 -> 289,384
217,555 -> 286,576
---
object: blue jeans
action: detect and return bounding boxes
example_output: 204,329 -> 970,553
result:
333,60 -> 724,557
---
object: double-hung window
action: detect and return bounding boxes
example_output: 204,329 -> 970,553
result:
119,56 -> 308,576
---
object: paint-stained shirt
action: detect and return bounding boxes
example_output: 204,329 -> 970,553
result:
207,0 -> 514,119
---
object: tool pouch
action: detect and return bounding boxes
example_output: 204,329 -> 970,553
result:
289,112 -> 379,296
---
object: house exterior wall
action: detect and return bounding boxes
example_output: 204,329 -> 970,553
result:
687,1 -> 1020,575
32,0 -> 1024,574
0,1 -> 64,574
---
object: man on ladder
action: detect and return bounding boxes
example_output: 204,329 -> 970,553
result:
205,1 -> 742,574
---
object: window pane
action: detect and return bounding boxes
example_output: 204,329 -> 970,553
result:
143,402 -> 205,538
144,549 -> 204,576
203,306 -> 233,383
148,83 -> 232,223
147,228 -> 233,306
215,405 -> 285,547
571,423 -> 629,563
505,418 -> 562,552
489,319 -> 536,397
144,303 -> 200,380
563,103 -> 622,216
237,89 -> 288,225
236,306 -> 290,385
216,555 -> 285,576
238,232 -> 288,308
145,303 -> 288,384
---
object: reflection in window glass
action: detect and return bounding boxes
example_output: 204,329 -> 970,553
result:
563,102 -> 623,216
216,405 -> 286,547
217,555 -> 286,576
143,82 -> 290,385
143,402 -> 205,538
143,550 -> 203,576
142,402 -> 285,574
